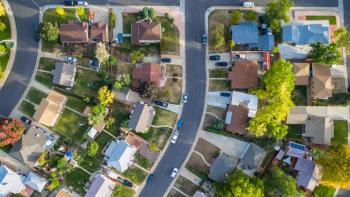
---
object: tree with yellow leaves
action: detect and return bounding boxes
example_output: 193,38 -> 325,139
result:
98,86 -> 114,106
0,2 -> 6,17
56,6 -> 65,16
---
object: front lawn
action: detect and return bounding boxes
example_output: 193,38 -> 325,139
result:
35,71 -> 53,88
25,87 -> 47,104
208,9 -> 231,53
38,57 -> 56,71
157,79 -> 182,104
152,107 -> 178,127
292,86 -> 308,106
43,8 -> 79,24
332,120 -> 348,145
209,68 -> 229,78
134,151 -> 154,170
122,165 -> 147,184
313,185 -> 336,197
209,79 -> 231,91
64,168 -> 90,195
112,185 -> 135,197
159,16 -> 180,55
138,127 -> 172,150
306,15 -> 337,25
19,101 -> 35,117
122,13 -> 138,34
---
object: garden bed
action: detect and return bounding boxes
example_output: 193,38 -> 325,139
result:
208,9 -> 232,53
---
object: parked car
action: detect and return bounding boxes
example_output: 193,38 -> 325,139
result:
209,55 -> 220,61
123,179 -> 133,187
153,99 -> 168,107
90,59 -> 101,71
170,132 -> 179,144
235,54 -> 246,59
267,28 -> 272,35
242,1 -> 254,8
77,1 -> 88,5
63,1 -> 78,6
161,58 -> 172,63
202,34 -> 207,45
177,119 -> 183,129
220,92 -> 231,97
20,116 -> 32,125
170,168 -> 178,178
183,92 -> 188,103
65,56 -> 77,63
147,174 -> 154,183
215,62 -> 228,67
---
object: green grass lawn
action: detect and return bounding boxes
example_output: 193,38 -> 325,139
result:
0,15 -> 11,40
106,101 -> 130,136
209,68 -> 229,78
112,185 -> 135,197
152,107 -> 178,127
287,124 -> 303,141
43,8 -> 79,24
122,13 -> 138,34
122,165 -> 147,184
138,127 -> 172,150
41,40 -> 60,53
292,86 -> 308,106
159,16 -> 180,55
134,151 -> 154,170
53,109 -> 88,143
0,46 -> 10,80
115,37 -> 160,56
38,57 -> 56,71
94,132 -> 113,157
306,15 -> 337,25
77,153 -> 102,173
64,168 -> 90,195
313,185 -> 336,197
71,68 -> 104,98
35,71 -> 53,88
25,87 -> 47,104
53,88 -> 87,113
19,101 -> 35,118
332,120 -> 348,145
209,79 -> 231,91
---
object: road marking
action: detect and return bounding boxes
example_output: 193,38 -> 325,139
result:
31,0 -> 41,9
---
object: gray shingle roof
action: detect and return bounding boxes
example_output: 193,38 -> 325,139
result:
208,153 -> 238,182
239,143 -> 266,170
52,61 -> 77,87
128,102 -> 155,133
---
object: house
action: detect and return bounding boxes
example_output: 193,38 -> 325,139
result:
131,21 -> 161,45
85,174 -> 115,197
286,106 -> 308,124
55,188 -> 75,197
33,90 -> 67,126
132,63 -> 163,89
103,140 -> 137,172
282,20 -> 330,45
52,61 -> 77,88
230,22 -> 274,50
294,158 -> 323,191
113,87 -> 141,104
60,22 -> 89,43
225,105 -> 249,134
90,22 -> 108,42
285,141 -> 307,158
311,64 -> 332,99
87,122 -> 107,139
304,116 -> 334,145
231,91 -> 258,117
208,152 -> 238,182
237,143 -> 267,177
125,132 -> 148,149
24,172 -> 48,192
293,63 -> 310,86
228,60 -> 259,89
128,102 -> 156,133
0,165 -> 25,196
10,126 -> 57,167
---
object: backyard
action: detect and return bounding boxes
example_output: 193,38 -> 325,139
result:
332,120 -> 348,145
292,86 -> 308,106
106,101 -> 130,136
64,168 -> 90,195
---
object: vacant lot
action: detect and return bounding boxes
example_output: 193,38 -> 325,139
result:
157,79 -> 182,104
166,64 -> 182,77
174,176 -> 199,196
160,16 -> 180,55
332,120 -> 348,145
208,9 -> 231,53
209,79 -> 231,91
194,138 -> 220,163
106,101 -> 130,136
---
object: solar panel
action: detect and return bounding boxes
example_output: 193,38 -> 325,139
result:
290,142 -> 305,151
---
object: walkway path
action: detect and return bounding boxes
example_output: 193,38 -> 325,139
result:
40,52 -> 62,60
0,39 -> 13,43
154,103 -> 181,114
179,167 -> 202,186
172,186 -> 190,197
206,112 -> 222,121
31,78 -> 52,94
133,163 -> 150,173
193,151 -> 210,166
77,165 -> 92,175
151,125 -> 174,129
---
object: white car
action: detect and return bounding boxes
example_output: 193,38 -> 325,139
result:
242,1 -> 254,8
77,1 -> 88,5
170,132 -> 178,144
183,92 -> 188,103
170,168 -> 178,178
65,56 -> 77,63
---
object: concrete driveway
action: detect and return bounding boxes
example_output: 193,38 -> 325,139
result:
207,52 -> 231,69
207,91 -> 231,108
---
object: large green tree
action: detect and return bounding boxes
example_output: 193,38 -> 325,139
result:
87,141 -> 99,157
309,42 -> 341,64
231,10 -> 241,24
334,27 -> 350,53
215,170 -> 264,197
264,0 -> 293,32
39,22 -> 59,41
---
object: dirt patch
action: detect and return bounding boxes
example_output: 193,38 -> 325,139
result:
202,114 -> 218,130
206,106 -> 226,119
187,153 -> 210,173
332,77 -> 346,93
157,79 -> 182,104
174,176 -> 199,196
194,138 -> 220,164
167,188 -> 187,197
166,64 -> 183,77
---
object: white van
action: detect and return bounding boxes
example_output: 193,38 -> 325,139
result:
242,1 -> 255,8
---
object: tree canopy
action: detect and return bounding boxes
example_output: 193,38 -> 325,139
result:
248,58 -> 294,139
0,118 -> 24,146
95,42 -> 110,64
55,6 -> 65,16
130,51 -> 144,64
39,22 -> 59,41
98,86 -> 114,106
0,2 -> 6,16
309,42 -> 341,64
231,10 -> 241,24
264,0 -> 293,32
87,141 -> 99,157
243,10 -> 257,21
212,24 -> 225,49
0,44 -> 8,57
0,21 -> 6,31
334,27 -> 350,53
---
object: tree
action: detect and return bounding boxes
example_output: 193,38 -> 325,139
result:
334,27 -> 347,38
88,104 -> 106,125
316,144 -> 350,188
139,82 -> 157,99
0,22 -> 6,31
109,56 -> 117,66
130,51 -> 144,64
76,7 -> 85,17
148,7 -> 157,20
0,2 -> 6,16
334,27 -> 350,53
56,157 -> 67,170
0,44 -> 7,57
39,22 -> 59,41
309,42 -> 341,64
231,10 -> 241,24
98,86 -> 114,106
264,0 -> 293,32
264,165 -> 300,197
229,40 -> 235,50
37,151 -> 48,166
87,141 -> 99,157
243,10 -> 257,21
48,172 -> 60,191
212,24 -> 225,49
215,170 -> 264,197
142,7 -> 149,19
0,118 -> 24,146
149,143 -> 158,152
95,42 -> 110,64
55,6 -> 65,16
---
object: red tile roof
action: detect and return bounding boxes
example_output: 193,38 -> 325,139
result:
225,105 -> 248,134
228,60 -> 259,89
90,22 -> 108,42
131,22 -> 161,45
60,22 -> 88,43
132,63 -> 163,88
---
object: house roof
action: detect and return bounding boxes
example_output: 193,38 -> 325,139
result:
228,60 -> 259,89
304,116 -> 334,145
225,105 -> 249,134
231,91 -> 258,117
131,22 -> 161,45
239,143 -> 267,170
256,34 -> 275,51
294,158 -> 323,190
311,64 -> 332,99
231,22 -> 259,44
33,90 -> 67,126
286,106 -> 308,124
208,153 -> 238,182
282,20 -> 330,45
132,63 -> 163,89
113,88 -> 141,104
90,22 -> 108,42
286,141 -> 307,158
55,188 -> 73,197
24,172 -> 47,192
85,174 -> 115,197
0,165 -> 25,195
104,140 -> 137,172
60,22 -> 89,43
10,126 -> 54,167
125,132 -> 147,149
128,102 -> 155,133
52,61 -> 77,87
293,63 -> 310,85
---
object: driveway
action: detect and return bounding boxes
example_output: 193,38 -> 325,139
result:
207,52 -> 231,69
207,91 -> 231,108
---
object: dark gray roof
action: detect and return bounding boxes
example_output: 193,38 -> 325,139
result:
52,61 -> 76,87
239,143 -> 266,170
208,153 -> 238,182
282,22 -> 330,44
128,102 -> 155,132
231,22 -> 259,44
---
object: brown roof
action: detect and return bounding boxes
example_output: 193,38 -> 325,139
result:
293,63 -> 310,85
311,64 -> 332,99
132,63 -> 163,89
90,23 -> 108,42
124,132 -> 148,149
225,105 -> 249,134
60,22 -> 88,43
55,189 -> 73,197
228,61 -> 259,89
131,22 -> 161,45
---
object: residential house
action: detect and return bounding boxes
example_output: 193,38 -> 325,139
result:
286,106 -> 308,124
60,22 -> 89,43
55,188 -> 74,197
228,60 -> 259,90
231,91 -> 258,117
285,141 -> 307,158
87,122 -> 107,139
293,63 -> 310,86
0,165 -> 25,196
90,22 -> 108,42
230,22 -> 275,51
208,152 -> 238,182
103,140 -> 137,172
237,143 -> 267,177
85,174 -> 115,197
33,90 -> 67,126
113,87 -> 141,104
52,61 -> 77,88
128,102 -> 156,133
311,64 -> 332,99
304,116 -> 334,145
132,63 -> 163,89
282,21 -> 330,45
10,126 -> 57,167
125,132 -> 148,149
23,172 -> 48,193
225,105 -> 249,134
131,21 -> 161,45
294,158 -> 323,191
